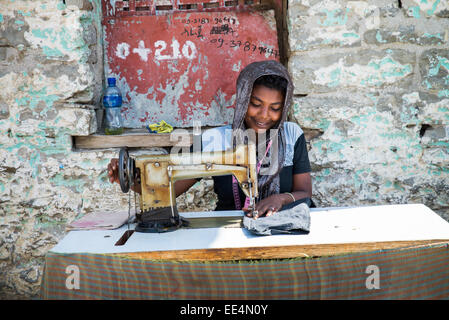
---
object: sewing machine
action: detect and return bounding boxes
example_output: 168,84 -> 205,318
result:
117,144 -> 258,233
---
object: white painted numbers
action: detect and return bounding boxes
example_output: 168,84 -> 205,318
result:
133,40 -> 151,62
65,264 -> 80,290
115,42 -> 130,60
116,39 -> 197,61
365,264 -> 380,290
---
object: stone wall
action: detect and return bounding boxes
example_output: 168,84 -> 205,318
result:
0,1 -> 216,298
0,0 -> 117,298
288,0 -> 448,216
0,0 -> 448,299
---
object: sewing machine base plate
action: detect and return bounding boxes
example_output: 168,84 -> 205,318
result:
135,218 -> 188,233
135,207 -> 189,233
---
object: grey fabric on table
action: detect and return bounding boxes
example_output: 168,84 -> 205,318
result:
243,202 -> 311,236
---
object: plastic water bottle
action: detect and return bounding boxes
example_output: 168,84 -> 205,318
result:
103,77 -> 124,135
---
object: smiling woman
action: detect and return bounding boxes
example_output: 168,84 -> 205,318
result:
226,60 -> 313,217
107,60 -> 314,218
245,77 -> 286,133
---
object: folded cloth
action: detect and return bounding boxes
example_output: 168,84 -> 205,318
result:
67,210 -> 135,231
243,202 -> 311,236
147,120 -> 173,133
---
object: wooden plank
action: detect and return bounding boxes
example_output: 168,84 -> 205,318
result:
73,129 -> 192,149
112,239 -> 449,261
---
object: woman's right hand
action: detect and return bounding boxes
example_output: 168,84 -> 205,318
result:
107,158 -> 142,194
107,158 -> 119,184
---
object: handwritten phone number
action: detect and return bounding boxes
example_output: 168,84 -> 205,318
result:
210,38 -> 279,58
181,16 -> 236,25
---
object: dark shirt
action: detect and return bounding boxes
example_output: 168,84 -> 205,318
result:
200,122 -> 311,211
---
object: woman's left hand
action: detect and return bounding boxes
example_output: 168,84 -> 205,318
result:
243,194 -> 285,219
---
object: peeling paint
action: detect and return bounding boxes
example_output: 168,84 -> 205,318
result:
313,54 -> 413,88
406,0 -> 448,18
103,10 -> 279,127
428,55 -> 449,76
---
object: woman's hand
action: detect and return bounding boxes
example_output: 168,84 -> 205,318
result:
107,158 -> 142,194
243,194 -> 287,219
107,158 -> 119,184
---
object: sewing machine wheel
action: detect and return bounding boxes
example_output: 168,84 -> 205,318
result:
118,147 -> 135,193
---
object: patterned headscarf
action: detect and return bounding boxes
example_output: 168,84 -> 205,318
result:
231,60 -> 294,201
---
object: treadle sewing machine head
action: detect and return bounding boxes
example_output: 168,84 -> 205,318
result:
117,144 -> 258,233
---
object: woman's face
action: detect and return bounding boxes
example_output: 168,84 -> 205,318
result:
244,84 -> 284,133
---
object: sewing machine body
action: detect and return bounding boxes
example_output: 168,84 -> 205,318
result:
137,144 -> 258,211
119,144 -> 258,232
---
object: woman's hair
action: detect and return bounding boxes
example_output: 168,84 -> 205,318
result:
253,75 -> 288,96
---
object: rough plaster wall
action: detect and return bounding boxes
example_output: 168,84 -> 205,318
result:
0,1 -> 215,299
288,0 -> 448,217
0,0 -> 121,299
0,0 -> 448,299
176,178 -> 218,212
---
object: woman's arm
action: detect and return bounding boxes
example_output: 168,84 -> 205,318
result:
283,172 -> 312,204
174,179 -> 198,197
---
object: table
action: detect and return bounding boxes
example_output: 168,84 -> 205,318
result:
40,204 -> 449,299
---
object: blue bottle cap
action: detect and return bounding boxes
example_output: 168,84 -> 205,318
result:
107,77 -> 116,86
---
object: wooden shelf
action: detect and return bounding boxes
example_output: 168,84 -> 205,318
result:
73,128 -> 193,149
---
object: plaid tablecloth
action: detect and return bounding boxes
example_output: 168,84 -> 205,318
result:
40,242 -> 449,300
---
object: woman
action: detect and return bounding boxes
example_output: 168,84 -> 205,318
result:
107,60 -> 312,218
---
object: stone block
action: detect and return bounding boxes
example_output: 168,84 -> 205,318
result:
364,24 -> 447,46
54,106 -> 98,136
21,8 -> 92,63
0,47 -> 6,61
289,49 -> 415,94
290,90 -> 423,171
362,8 -> 449,46
14,63 -> 97,105
291,91 -> 375,131
65,0 -> 94,11
17,102 -> 58,122
177,178 -> 217,212
420,124 -> 448,143
288,0 -> 361,51
290,90 -> 447,191
47,104 -> 97,136
0,15 -> 30,47
422,146 -> 449,166
419,49 -> 449,93
402,0 -> 449,18
0,98 -> 9,120
11,105 -> 96,138
0,47 -> 20,70
399,91 -> 449,126
288,0 -> 402,51
82,20 -> 97,46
